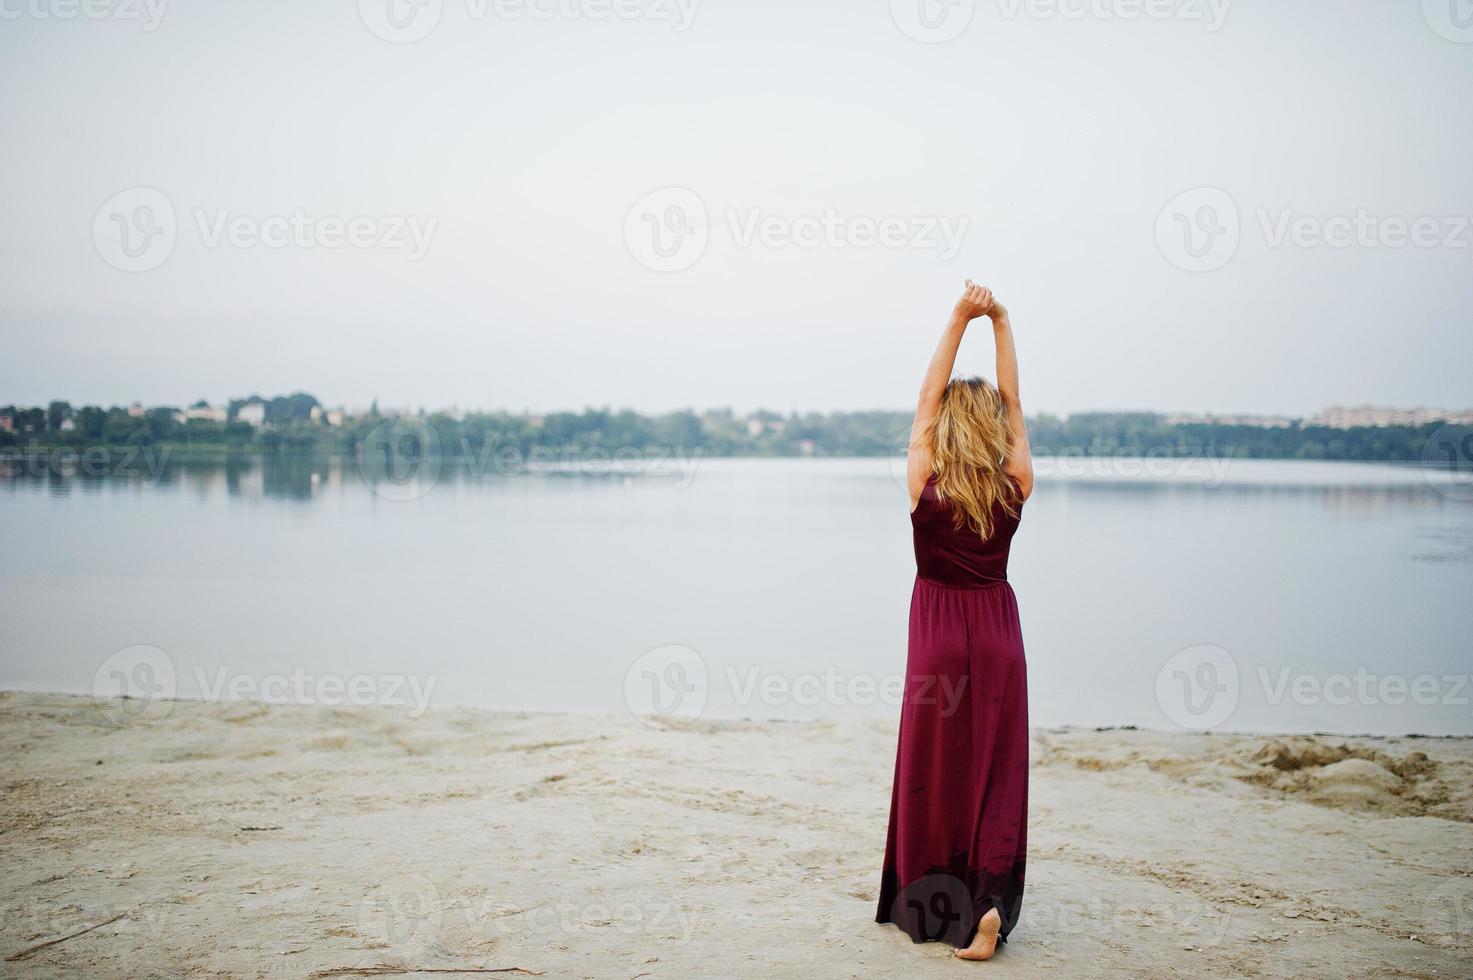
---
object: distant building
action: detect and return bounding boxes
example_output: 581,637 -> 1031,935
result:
745,415 -> 785,436
128,402 -> 145,418
1307,405 -> 1473,429
0,415 -> 12,433
185,404 -> 228,423
309,405 -> 322,423
325,409 -> 346,427
236,403 -> 267,426
59,418 -> 76,432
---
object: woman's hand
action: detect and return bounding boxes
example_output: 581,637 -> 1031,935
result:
953,279 -> 997,322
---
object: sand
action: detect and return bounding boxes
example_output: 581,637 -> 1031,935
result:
2,691 -> 1471,979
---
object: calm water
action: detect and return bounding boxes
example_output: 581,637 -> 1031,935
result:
2,454 -> 1470,735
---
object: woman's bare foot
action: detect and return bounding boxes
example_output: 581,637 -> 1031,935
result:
954,907 -> 1001,961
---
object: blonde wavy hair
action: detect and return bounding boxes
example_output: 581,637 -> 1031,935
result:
929,376 -> 1021,540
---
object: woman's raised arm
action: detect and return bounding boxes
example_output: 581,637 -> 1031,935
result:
990,301 -> 1034,500
908,280 -> 994,508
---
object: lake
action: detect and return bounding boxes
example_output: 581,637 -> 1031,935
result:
2,453 -> 1470,735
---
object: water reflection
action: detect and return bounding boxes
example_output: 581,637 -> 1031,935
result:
3,452 -> 1465,513
1043,475 -> 1459,514
0,451 -> 699,502
0,452 -> 334,501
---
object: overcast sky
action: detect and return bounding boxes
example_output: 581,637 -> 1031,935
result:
1,0 -> 1470,416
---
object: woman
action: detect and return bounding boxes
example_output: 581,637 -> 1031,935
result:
876,281 -> 1034,961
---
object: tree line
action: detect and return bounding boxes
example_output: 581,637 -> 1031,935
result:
2,397 -> 1464,465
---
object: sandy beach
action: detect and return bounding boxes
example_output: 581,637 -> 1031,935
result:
2,691 -> 1471,979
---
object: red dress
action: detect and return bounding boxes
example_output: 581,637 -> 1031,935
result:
876,476 -> 1028,948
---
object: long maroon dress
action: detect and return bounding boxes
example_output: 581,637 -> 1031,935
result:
876,475 -> 1028,949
